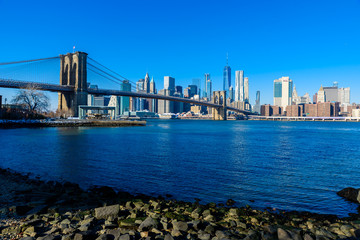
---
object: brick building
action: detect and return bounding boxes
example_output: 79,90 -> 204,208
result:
261,105 -> 283,116
286,105 -> 303,117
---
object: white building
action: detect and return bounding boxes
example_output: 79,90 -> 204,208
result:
244,77 -> 249,103
235,70 -> 244,102
273,76 -> 293,108
338,87 -> 350,106
317,85 -> 326,103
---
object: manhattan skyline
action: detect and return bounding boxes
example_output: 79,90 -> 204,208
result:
0,0 -> 359,108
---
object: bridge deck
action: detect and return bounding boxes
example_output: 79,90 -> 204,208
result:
0,79 -> 252,115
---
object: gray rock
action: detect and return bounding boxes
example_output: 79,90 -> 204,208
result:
21,238 -> 35,240
315,229 -> 337,239
106,229 -> 121,240
119,234 -> 131,240
95,205 -> 120,219
277,228 -> 292,240
198,232 -> 211,240
171,229 -> 182,237
304,234 -> 314,240
172,221 -> 188,232
164,234 -> 174,240
138,217 -> 158,231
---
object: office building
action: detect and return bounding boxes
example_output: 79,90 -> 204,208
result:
144,73 -> 150,93
317,85 -> 326,103
206,78 -> 212,100
235,70 -> 244,102
192,79 -> 201,97
244,77 -> 249,103
254,91 -> 260,113
157,89 -> 173,114
223,55 -> 231,92
229,86 -> 234,101
204,73 -> 210,98
164,76 -> 175,95
273,76 -> 293,108
120,80 -> 131,115
149,77 -> 157,113
175,86 -> 183,94
338,87 -> 350,106
108,96 -> 120,116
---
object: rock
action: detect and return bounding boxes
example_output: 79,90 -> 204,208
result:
172,221 -> 188,232
337,187 -> 360,203
226,199 -> 236,206
21,237 -> 35,240
315,229 -> 337,239
89,186 -> 117,198
304,234 -> 314,240
138,217 -> 158,231
119,234 -> 131,240
164,234 -> 174,240
24,226 -> 37,237
106,229 -> 121,240
171,228 -> 182,237
277,228 -> 292,240
73,231 -> 97,240
95,205 -> 120,219
204,214 -> 215,222
96,234 -> 112,240
197,231 -> 211,240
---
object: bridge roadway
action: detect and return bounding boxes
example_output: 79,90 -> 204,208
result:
0,79 -> 252,115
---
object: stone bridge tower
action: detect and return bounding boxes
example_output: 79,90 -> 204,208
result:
58,52 -> 88,117
212,91 -> 227,120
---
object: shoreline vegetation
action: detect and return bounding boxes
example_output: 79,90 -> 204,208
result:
0,120 -> 146,128
0,168 -> 360,240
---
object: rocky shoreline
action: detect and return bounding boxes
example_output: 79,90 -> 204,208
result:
1,168 -> 360,240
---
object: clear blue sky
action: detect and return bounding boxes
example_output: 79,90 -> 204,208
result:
0,0 -> 359,109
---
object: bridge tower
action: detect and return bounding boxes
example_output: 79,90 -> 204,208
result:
58,52 -> 88,117
212,91 -> 227,120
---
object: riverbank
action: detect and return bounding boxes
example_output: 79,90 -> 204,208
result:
0,169 -> 360,240
0,119 -> 146,128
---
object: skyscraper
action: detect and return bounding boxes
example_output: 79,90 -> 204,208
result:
192,78 -> 201,96
204,73 -> 210,98
229,86 -> 234,101
273,76 -> 293,108
164,76 -> 175,95
206,78 -> 212,100
317,85 -> 326,103
338,87 -> 350,106
120,80 -> 131,114
136,79 -> 145,111
144,73 -> 150,93
244,77 -> 249,103
255,91 -> 261,113
235,70 -> 244,102
223,54 -> 231,92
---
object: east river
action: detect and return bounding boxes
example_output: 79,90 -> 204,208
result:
1,120 -> 359,217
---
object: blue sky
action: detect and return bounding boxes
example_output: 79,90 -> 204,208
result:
0,0 -> 359,109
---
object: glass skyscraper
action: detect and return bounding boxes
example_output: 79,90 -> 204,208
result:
223,54 -> 231,92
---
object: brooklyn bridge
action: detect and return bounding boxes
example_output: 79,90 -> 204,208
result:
0,52 -> 252,120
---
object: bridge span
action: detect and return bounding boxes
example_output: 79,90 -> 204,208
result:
0,52 -> 252,119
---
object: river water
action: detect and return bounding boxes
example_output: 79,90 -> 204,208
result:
1,120 -> 359,217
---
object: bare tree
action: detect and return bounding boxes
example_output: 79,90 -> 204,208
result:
12,85 -> 50,113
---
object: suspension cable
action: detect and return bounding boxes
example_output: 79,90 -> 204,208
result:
0,56 -> 59,66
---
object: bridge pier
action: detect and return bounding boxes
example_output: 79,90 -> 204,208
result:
58,52 -> 88,117
212,91 -> 227,120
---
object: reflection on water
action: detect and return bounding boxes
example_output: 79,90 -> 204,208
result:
0,120 -> 360,217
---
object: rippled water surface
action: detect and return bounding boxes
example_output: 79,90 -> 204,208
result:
1,120 -> 360,217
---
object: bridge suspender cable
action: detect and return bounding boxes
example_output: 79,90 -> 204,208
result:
88,57 -> 130,81
0,56 -> 59,66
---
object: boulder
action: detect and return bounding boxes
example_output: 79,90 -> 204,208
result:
337,187 -> 360,203
95,205 -> 120,219
138,217 -> 158,231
